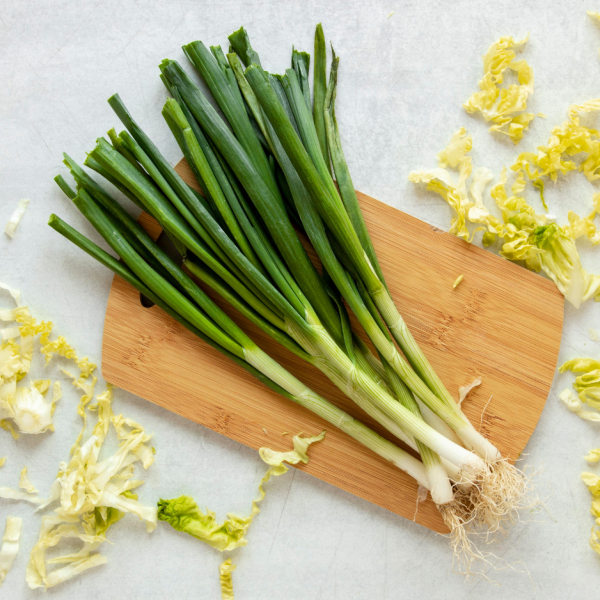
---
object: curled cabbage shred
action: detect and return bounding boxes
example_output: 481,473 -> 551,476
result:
582,470 -> 600,557
157,431 -> 326,551
409,128 -> 490,241
558,388 -> 600,421
219,559 -> 236,600
512,99 -> 600,183
584,449 -> 600,463
26,385 -> 157,590
463,35 -> 535,144
0,517 -> 21,588
559,357 -> 600,410
19,466 -> 38,493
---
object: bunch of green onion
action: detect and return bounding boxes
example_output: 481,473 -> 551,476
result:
50,24 -> 529,569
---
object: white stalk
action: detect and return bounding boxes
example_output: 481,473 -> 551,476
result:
454,421 -> 502,461
289,322 -> 486,475
243,345 -> 431,488
353,392 -> 454,505
418,400 -> 465,448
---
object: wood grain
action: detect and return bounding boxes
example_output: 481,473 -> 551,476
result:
102,158 -> 564,533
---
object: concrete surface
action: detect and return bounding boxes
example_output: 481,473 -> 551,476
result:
1,1 -> 600,598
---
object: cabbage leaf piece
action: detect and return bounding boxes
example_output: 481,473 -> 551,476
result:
582,472 -> 600,496
0,517 -> 22,588
591,528 -> 600,556
19,466 -> 38,493
559,357 -> 600,409
533,224 -> 600,308
0,487 -> 45,505
157,431 -> 326,551
584,449 -> 600,463
409,129 -> 490,241
4,199 -> 30,238
26,386 -> 157,590
219,559 -> 236,600
582,469 -> 600,555
463,35 -> 535,144
558,388 -> 600,421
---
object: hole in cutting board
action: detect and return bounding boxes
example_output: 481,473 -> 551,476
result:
139,229 -> 184,309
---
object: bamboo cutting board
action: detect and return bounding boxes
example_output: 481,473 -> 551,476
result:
102,159 -> 564,533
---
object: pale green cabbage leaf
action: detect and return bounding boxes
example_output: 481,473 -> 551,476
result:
157,431 -> 326,551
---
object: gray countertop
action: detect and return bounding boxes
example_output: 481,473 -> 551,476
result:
1,1 -> 600,598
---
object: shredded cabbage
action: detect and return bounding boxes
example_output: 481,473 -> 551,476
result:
0,487 -> 44,504
219,559 -> 236,600
409,129 -> 490,241
158,431 -> 326,551
512,99 -> 600,183
558,388 -> 600,421
584,449 -> 600,463
463,35 -> 535,144
4,199 -> 30,239
582,470 -> 600,556
559,357 -> 600,410
0,284 -> 93,436
410,129 -> 600,306
0,517 -> 21,588
19,466 -> 38,494
26,385 -> 157,590
533,224 -> 600,308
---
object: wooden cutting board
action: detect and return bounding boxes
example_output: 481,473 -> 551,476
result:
102,159 -> 564,533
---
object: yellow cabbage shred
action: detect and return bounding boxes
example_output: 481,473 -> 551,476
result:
219,559 -> 236,600
584,449 -> 600,463
19,466 -> 38,494
559,357 -> 600,411
512,99 -> 600,184
463,35 -> 535,144
26,385 -> 157,590
0,517 -> 22,589
0,284 -> 96,436
409,128 -> 491,241
581,470 -> 600,557
411,129 -> 600,307
452,274 -> 464,289
157,431 -> 326,552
